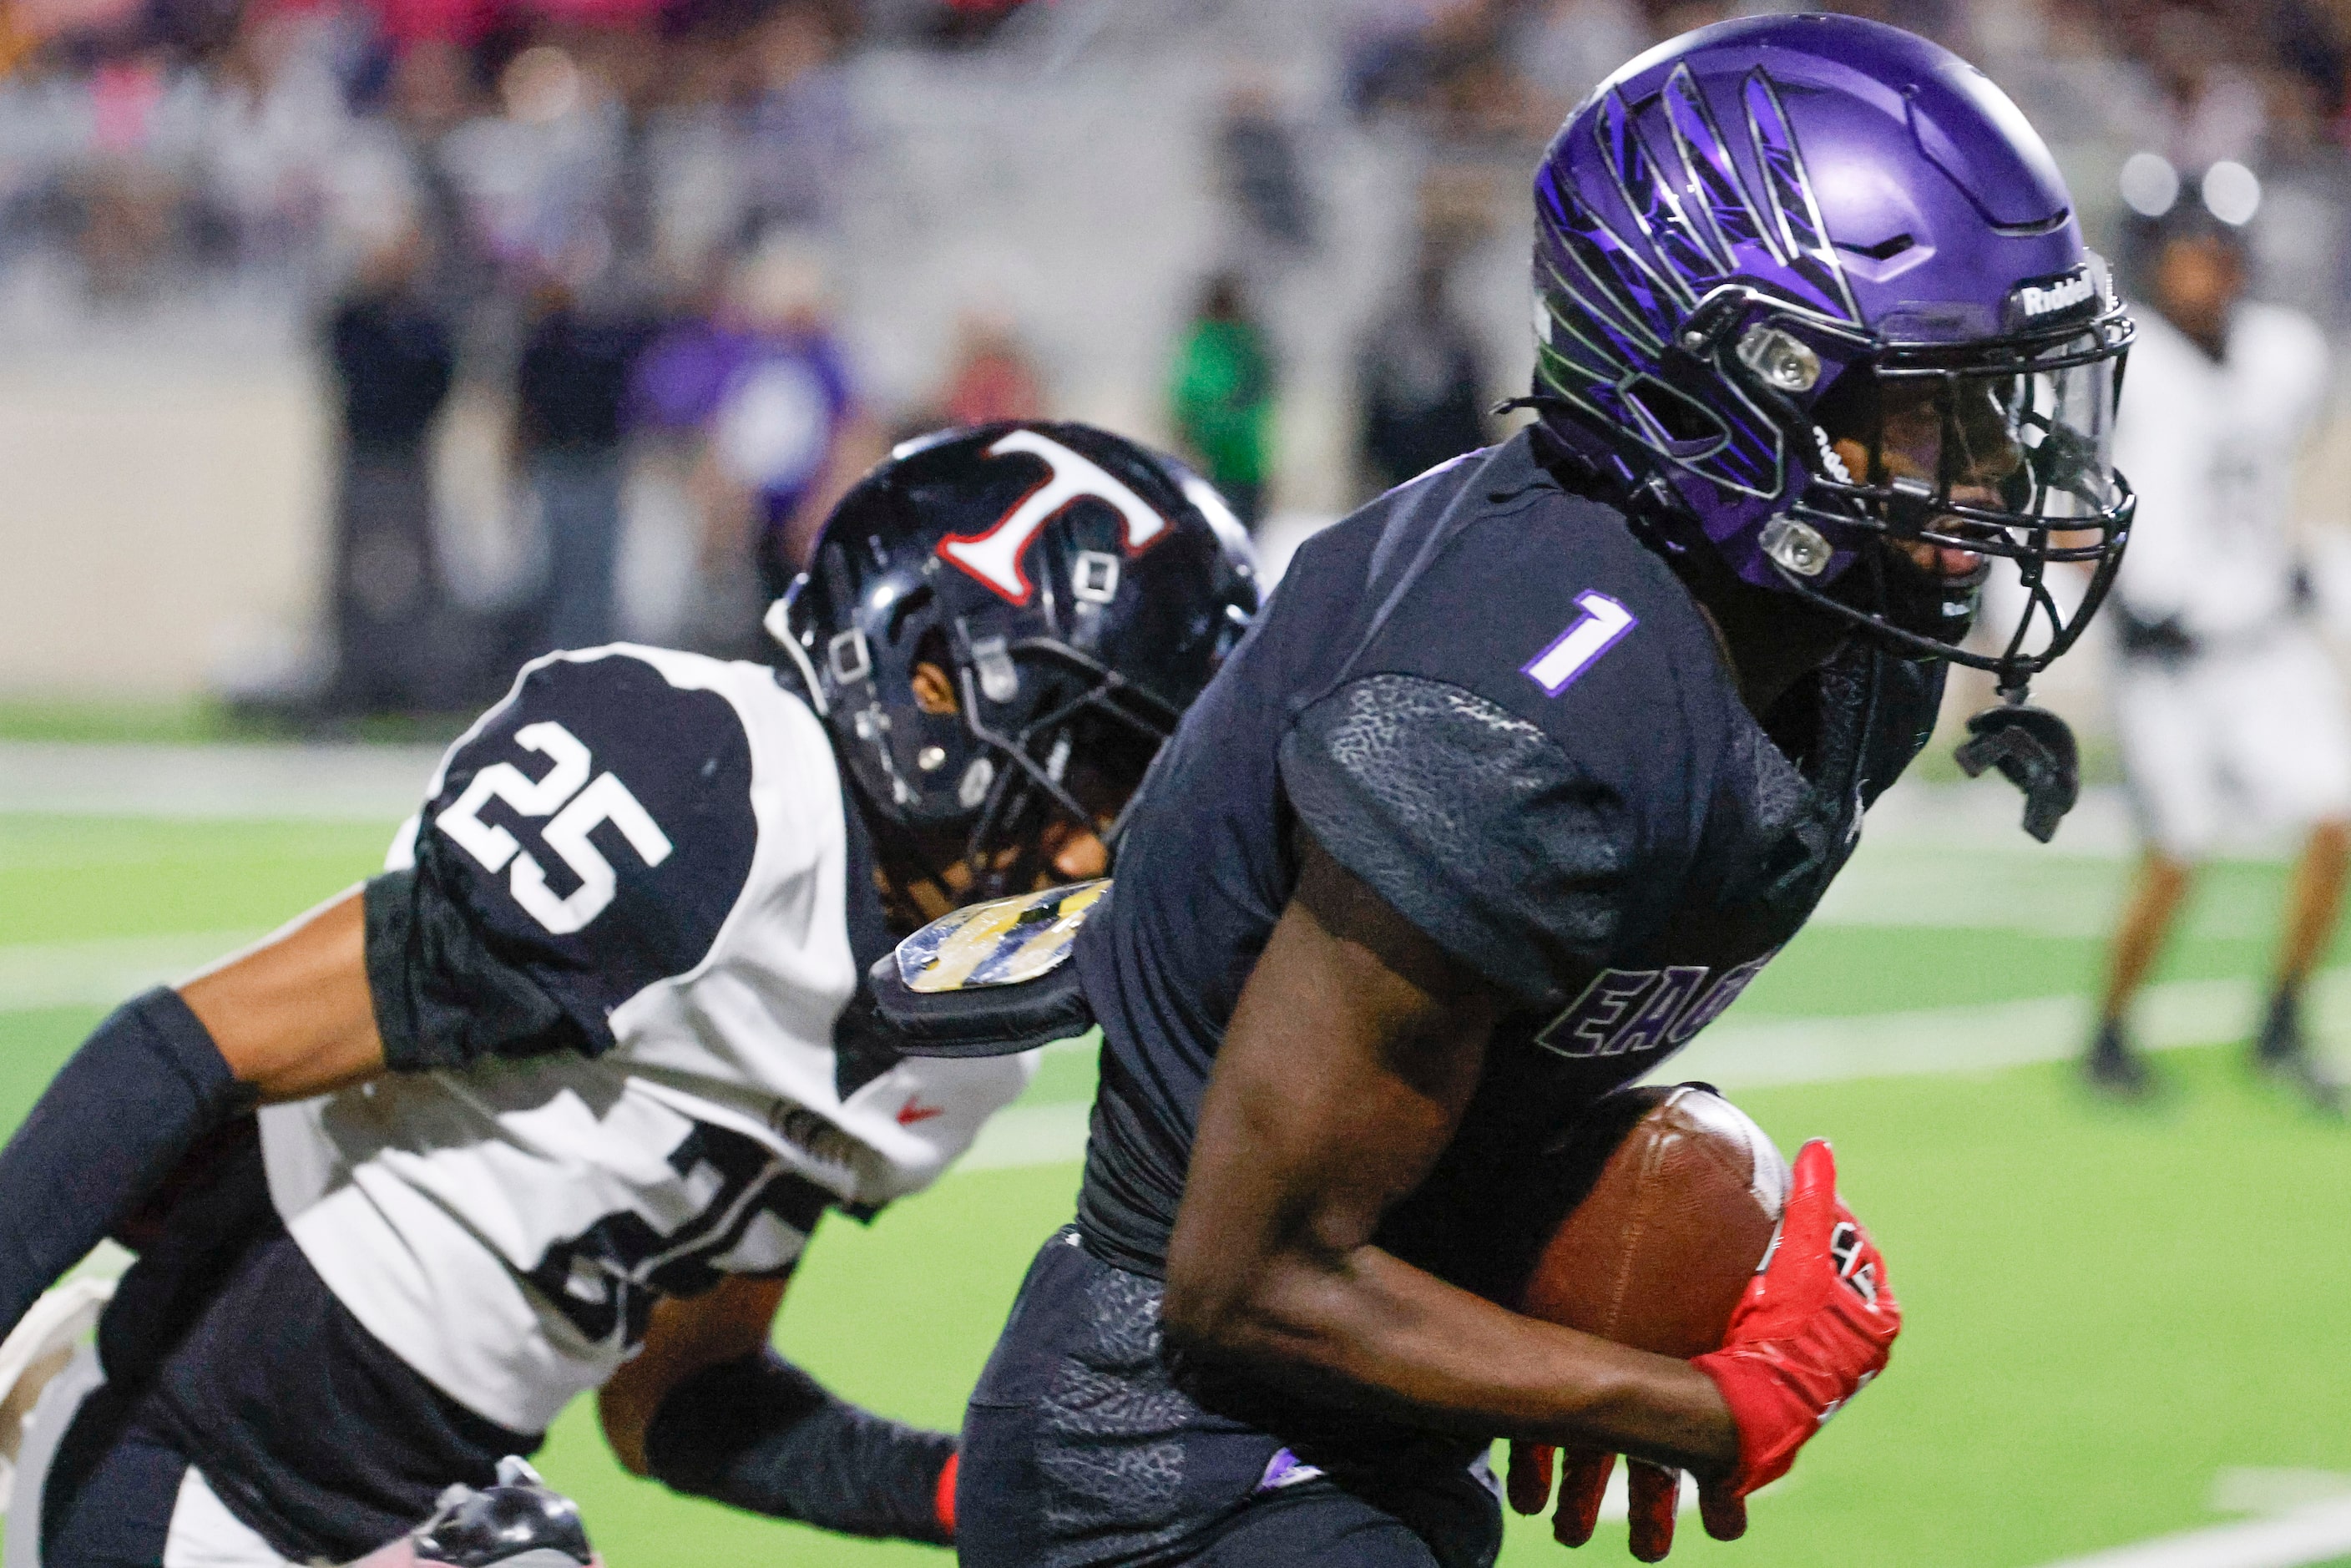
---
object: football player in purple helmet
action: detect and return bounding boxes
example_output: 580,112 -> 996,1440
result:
950,17 -> 2131,1567
1522,13 -> 2134,841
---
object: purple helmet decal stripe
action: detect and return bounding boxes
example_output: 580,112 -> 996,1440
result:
1742,70 -> 1862,325
1661,65 -> 1784,281
1532,265 -> 1665,460
1545,283 -> 1650,374
1560,130 -> 1692,336
1598,89 -> 1722,292
1556,223 -> 1673,352
1536,206 -> 1664,355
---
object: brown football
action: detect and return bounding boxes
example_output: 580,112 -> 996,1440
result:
1511,1085 -> 1789,1357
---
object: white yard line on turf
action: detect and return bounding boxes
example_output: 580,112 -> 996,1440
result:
0,750 -> 2140,847
1664,966 -> 2351,1091
953,968 -> 2351,1172
0,742 -> 437,822
2032,1499 -> 2351,1568
9,939 -> 2346,1169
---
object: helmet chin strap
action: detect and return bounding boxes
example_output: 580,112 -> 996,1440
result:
1953,690 -> 2080,844
1826,542 -> 2084,843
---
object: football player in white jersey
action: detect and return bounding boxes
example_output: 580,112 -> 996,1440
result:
2089,210 -> 2351,1107
0,421 -> 1259,1567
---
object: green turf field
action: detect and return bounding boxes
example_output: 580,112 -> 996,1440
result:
3,807 -> 2349,1568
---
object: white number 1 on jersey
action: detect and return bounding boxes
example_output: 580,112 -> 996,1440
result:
435,721 -> 675,935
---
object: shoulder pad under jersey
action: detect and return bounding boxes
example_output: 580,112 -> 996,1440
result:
869,880 -> 1105,1058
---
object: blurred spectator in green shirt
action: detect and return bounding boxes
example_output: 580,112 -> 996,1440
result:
1169,271 -> 1276,529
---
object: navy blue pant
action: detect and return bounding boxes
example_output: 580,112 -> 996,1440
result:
958,1229 -> 1503,1568
44,1136 -> 531,1565
38,1396 -> 205,1568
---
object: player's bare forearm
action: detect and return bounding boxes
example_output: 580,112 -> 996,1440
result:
1160,838 -> 1737,1478
0,891 -> 384,1343
179,887 -> 387,1101
1201,1222 -> 1737,1470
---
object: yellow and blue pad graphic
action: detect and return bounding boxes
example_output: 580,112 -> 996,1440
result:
894,878 -> 1110,994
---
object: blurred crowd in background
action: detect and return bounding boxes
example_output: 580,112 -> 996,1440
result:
6,0 -> 2351,718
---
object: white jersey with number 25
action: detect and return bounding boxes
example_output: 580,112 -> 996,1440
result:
259,646 -> 1037,1435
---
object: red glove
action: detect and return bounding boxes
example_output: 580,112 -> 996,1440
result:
1692,1139 -> 1900,1501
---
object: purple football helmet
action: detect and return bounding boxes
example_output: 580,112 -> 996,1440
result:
1530,13 -> 2133,689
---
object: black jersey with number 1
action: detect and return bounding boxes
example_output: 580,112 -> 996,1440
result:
1072,429 -> 1943,1292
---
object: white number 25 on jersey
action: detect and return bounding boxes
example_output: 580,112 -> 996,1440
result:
435,721 -> 673,935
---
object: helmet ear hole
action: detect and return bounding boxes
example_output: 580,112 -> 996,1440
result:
1623,377 -> 1729,458
909,625 -> 958,715
885,584 -> 934,644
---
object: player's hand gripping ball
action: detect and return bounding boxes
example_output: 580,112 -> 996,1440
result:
1692,1139 -> 1900,1502
1502,1085 -> 1784,1560
1499,1088 -> 1896,1559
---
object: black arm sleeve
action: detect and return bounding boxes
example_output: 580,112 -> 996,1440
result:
1277,672 -> 1639,1008
644,1349 -> 954,1545
0,989 -> 251,1341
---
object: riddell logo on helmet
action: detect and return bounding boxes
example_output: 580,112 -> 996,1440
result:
937,430 -> 1170,604
2015,271 -> 2094,319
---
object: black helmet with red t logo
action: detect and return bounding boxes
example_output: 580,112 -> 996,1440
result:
773,421 -> 1260,899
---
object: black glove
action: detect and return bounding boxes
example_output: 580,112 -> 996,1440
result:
645,1349 -> 957,1544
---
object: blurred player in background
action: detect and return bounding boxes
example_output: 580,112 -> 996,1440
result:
321,223 -> 460,718
0,422 -> 1256,1568
1168,271 -> 1277,532
513,267 -> 662,658
1355,249 -> 1492,498
953,18 -> 2134,1567
632,235 -> 889,615
2087,207 -> 2351,1109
